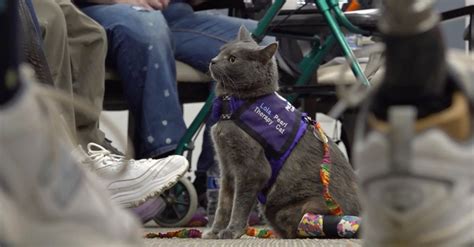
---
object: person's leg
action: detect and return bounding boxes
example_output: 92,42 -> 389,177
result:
24,0 -> 41,38
163,3 -> 270,72
1,3 -> 142,243
31,0 -> 76,137
0,79 -> 143,245
81,4 -> 186,159
55,0 -> 108,147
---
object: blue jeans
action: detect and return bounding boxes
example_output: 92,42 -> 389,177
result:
81,3 -> 262,160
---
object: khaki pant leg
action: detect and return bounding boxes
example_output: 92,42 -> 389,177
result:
32,0 -> 77,139
55,0 -> 108,147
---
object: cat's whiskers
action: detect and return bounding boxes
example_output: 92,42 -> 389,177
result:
224,75 -> 242,98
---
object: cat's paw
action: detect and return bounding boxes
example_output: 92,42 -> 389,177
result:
202,231 -> 219,239
218,229 -> 244,239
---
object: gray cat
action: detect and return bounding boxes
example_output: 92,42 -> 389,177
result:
204,26 -> 360,239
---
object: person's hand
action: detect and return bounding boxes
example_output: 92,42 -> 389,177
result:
145,0 -> 170,10
112,0 -> 169,10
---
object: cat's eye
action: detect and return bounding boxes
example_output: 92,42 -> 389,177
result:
228,55 -> 236,63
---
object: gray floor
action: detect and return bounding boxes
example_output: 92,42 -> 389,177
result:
143,227 -> 362,247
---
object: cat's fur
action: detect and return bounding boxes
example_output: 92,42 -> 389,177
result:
204,26 -> 360,239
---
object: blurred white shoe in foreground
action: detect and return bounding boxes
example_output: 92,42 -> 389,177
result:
0,77 -> 142,246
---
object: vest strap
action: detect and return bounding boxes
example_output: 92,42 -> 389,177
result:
221,95 -> 233,120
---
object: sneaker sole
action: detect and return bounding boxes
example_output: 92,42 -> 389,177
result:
109,155 -> 189,208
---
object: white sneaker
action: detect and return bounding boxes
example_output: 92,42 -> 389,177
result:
355,61 -> 474,246
0,74 -> 142,246
84,143 -> 189,208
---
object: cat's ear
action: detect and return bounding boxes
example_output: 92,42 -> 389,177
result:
237,25 -> 254,42
257,43 -> 278,64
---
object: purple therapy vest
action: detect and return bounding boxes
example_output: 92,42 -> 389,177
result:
212,93 -> 310,204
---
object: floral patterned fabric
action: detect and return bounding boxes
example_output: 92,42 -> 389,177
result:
297,213 -> 361,238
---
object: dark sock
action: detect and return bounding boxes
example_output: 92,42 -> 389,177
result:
371,27 -> 453,120
0,0 -> 22,105
193,172 -> 208,208
153,150 -> 176,159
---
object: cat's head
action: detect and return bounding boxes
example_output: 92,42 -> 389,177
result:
209,26 -> 279,98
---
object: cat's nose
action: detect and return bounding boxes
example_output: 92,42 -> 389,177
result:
211,58 -> 217,65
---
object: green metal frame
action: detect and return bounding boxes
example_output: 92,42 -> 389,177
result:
175,92 -> 215,155
175,0 -> 371,156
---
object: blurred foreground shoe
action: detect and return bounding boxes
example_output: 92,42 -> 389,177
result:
0,78 -> 142,246
74,142 -> 189,212
355,51 -> 474,247
83,143 -> 189,209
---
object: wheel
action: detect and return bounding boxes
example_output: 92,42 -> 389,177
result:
153,177 -> 198,227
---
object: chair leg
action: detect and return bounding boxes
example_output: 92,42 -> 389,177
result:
340,111 -> 357,164
127,111 -> 135,158
469,14 -> 473,52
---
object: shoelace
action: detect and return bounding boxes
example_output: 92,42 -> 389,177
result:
87,143 -> 156,168
87,143 -> 127,167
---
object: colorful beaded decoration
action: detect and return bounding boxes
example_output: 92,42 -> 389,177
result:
144,229 -> 202,238
314,122 -> 343,216
246,227 -> 276,238
144,227 -> 276,239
